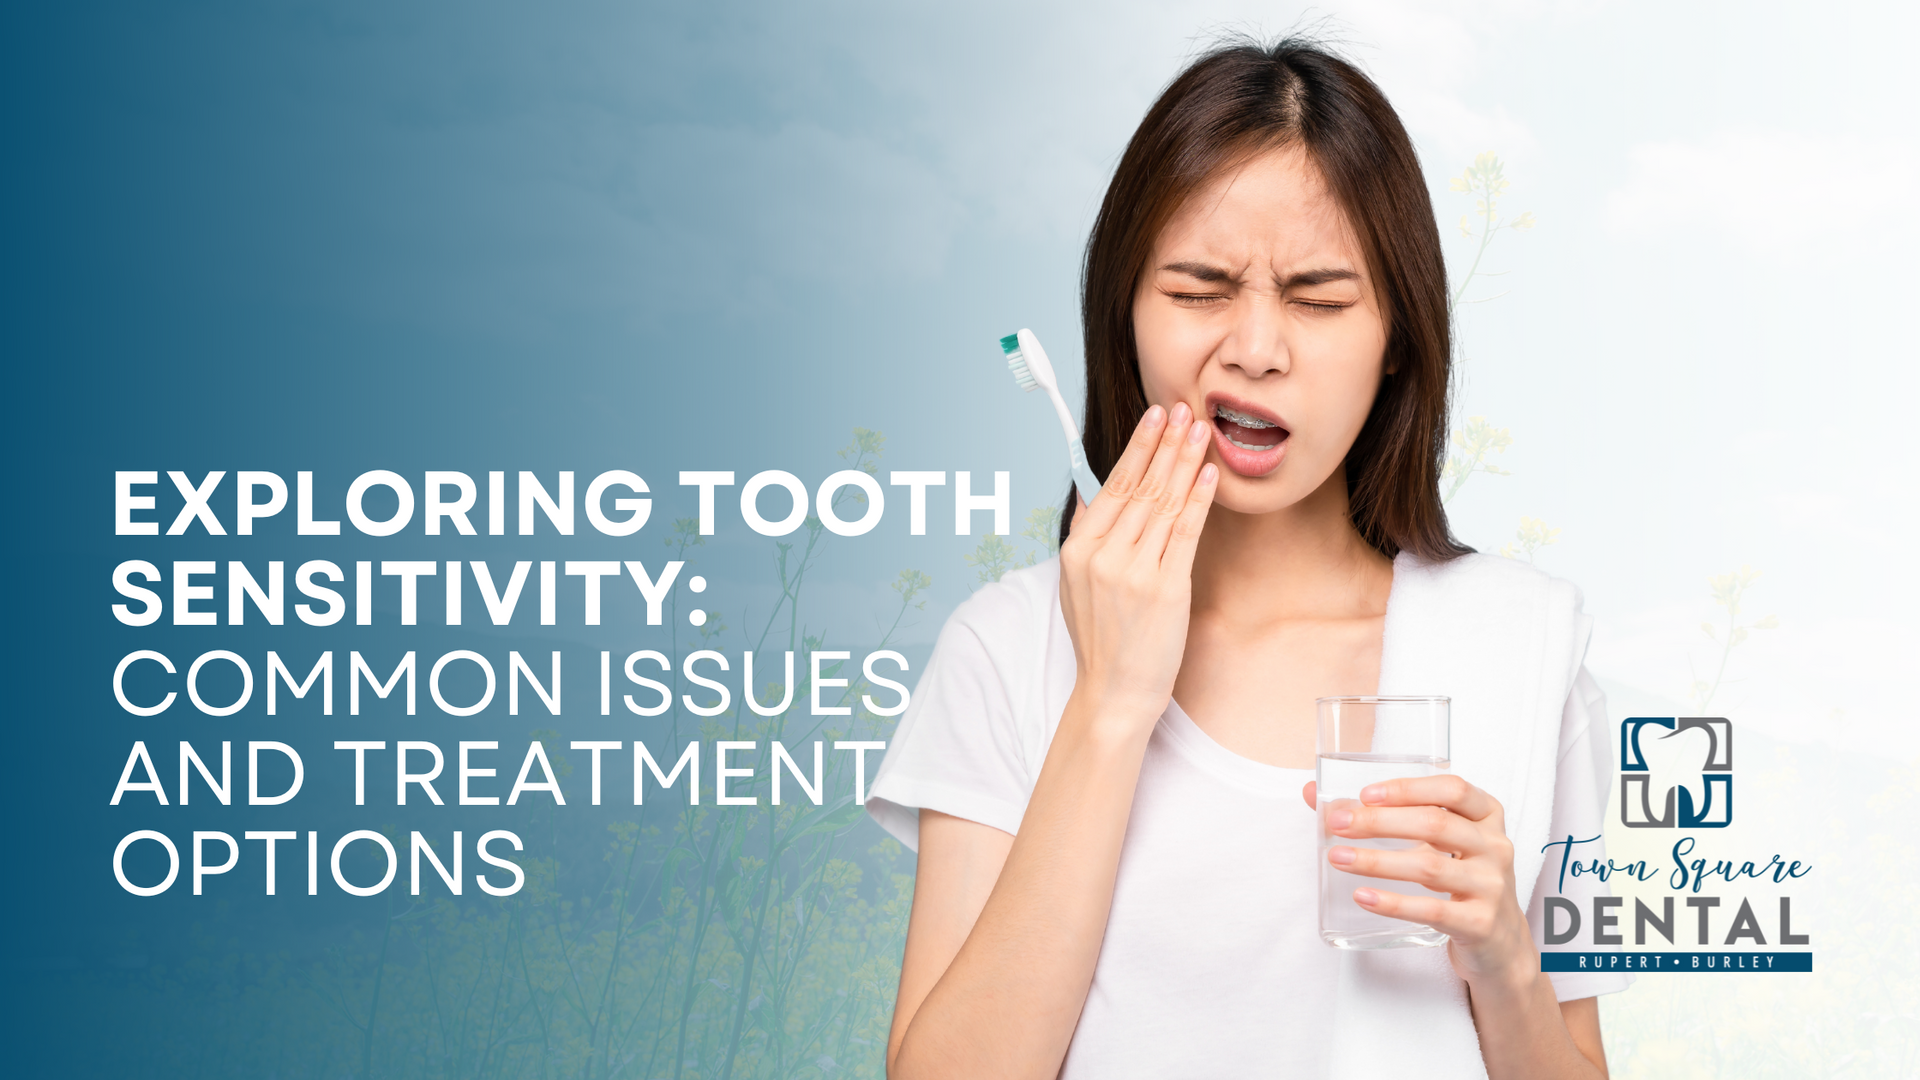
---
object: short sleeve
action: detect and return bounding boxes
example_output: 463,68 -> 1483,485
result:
1528,666 -> 1636,1002
865,574 -> 1048,850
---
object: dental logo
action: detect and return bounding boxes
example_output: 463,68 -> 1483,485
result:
1620,717 -> 1733,828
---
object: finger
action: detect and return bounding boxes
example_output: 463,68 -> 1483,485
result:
1301,780 -> 1316,811
1107,401 -> 1197,546
1361,774 -> 1500,824
1350,886 -> 1454,933
1325,803 -> 1484,857
1135,413 -> 1213,556
1327,843 -> 1477,897
1158,463 -> 1217,575
1070,406 -> 1165,541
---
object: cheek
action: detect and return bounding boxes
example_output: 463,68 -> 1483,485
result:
1299,333 -> 1387,445
1132,301 -> 1204,407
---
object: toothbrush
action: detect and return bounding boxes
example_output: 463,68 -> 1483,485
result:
999,328 -> 1103,504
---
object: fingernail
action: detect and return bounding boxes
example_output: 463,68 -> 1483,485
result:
1170,401 -> 1191,424
1187,419 -> 1208,443
1199,463 -> 1217,483
1327,809 -> 1352,830
1353,888 -> 1379,906
1360,784 -> 1385,803
1328,846 -> 1356,866
1143,405 -> 1165,426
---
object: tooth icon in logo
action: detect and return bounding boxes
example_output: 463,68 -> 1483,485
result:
1620,717 -> 1733,828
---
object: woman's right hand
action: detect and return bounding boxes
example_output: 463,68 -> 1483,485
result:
890,404 -> 1214,1080
1057,401 -> 1217,732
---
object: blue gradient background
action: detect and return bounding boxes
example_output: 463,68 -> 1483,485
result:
8,6 -> 1077,1075
6,1 -> 1918,1076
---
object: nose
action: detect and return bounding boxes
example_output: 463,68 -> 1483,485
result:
1215,291 -> 1290,378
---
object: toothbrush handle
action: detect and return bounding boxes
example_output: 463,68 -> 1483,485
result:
1045,386 -> 1102,504
1068,439 -> 1103,505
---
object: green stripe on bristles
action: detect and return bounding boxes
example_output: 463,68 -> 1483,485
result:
999,333 -> 1021,354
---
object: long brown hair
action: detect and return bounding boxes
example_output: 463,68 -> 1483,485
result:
1068,36 -> 1469,561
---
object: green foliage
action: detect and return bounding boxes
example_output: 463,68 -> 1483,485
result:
1441,415 -> 1514,505
1441,152 -> 1531,508
1688,565 -> 1779,712
1020,506 -> 1062,556
837,428 -> 887,472
1448,151 -> 1536,310
890,569 -> 932,611
668,516 -> 707,551
963,534 -> 1025,585
965,506 -> 1064,586
1496,516 -> 1562,564
1437,155 -> 1560,574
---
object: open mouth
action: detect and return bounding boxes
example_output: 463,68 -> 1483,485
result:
1205,396 -> 1291,478
1211,402 -> 1288,452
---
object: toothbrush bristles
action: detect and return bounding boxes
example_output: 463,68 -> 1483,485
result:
1000,334 -> 1040,392
1006,352 -> 1038,391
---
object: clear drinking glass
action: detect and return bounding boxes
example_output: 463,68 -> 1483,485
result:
1317,695 -> 1451,949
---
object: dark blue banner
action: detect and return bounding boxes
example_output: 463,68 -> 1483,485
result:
1542,952 -> 1812,973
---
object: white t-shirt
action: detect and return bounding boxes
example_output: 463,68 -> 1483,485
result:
868,559 -> 1631,1077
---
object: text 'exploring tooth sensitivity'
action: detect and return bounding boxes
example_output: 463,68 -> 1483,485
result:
105,467 -> 1002,900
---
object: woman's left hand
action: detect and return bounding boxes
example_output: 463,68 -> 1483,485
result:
1301,776 -> 1536,989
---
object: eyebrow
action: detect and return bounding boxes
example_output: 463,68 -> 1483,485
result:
1158,260 -> 1234,283
1281,267 -> 1361,288
1157,261 -> 1361,288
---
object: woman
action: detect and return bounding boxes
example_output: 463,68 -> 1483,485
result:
867,37 -> 1629,1078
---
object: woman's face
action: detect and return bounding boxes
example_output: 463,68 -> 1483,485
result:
1132,144 -> 1388,516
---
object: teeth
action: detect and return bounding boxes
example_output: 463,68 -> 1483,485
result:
1214,405 -> 1276,429
1223,433 -> 1274,452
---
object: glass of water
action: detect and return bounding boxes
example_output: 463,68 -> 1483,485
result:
1317,695 -> 1451,949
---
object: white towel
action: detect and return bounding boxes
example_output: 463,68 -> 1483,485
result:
1325,551 -> 1591,1079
